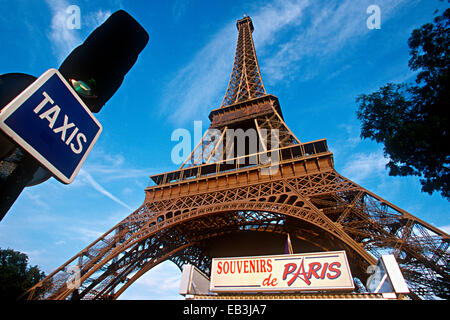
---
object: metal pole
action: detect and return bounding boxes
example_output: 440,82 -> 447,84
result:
0,148 -> 39,221
0,73 -> 39,222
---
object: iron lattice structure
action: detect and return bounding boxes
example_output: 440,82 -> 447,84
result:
221,16 -> 266,107
26,16 -> 449,300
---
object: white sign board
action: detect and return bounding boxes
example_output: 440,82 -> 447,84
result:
210,251 -> 354,292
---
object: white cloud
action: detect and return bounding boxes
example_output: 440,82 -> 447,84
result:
438,225 -> 450,235
161,0 -> 309,125
137,262 -> 181,291
251,0 -> 309,46
66,223 -> 104,243
65,148 -> 155,210
261,0 -> 361,83
341,151 -> 389,183
23,249 -> 49,267
77,168 -> 132,211
46,0 -> 82,63
159,0 -> 414,124
161,23 -> 235,124
260,0 -> 411,84
46,0 -> 112,63
24,189 -> 51,210
338,123 -> 362,147
119,260 -> 182,300
84,9 -> 111,28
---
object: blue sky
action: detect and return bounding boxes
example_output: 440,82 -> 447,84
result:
0,0 -> 449,300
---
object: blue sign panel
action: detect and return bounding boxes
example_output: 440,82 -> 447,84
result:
0,69 -> 102,184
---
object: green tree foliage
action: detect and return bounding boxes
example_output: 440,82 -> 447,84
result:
0,248 -> 46,300
356,8 -> 449,200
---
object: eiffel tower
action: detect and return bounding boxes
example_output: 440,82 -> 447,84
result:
26,16 -> 449,300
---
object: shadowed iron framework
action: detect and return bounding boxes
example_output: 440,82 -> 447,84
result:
26,16 -> 449,300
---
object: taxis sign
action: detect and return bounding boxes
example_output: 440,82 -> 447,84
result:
0,69 -> 102,184
210,251 -> 354,292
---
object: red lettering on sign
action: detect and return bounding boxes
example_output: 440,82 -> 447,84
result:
236,261 -> 242,273
262,273 -> 278,287
288,259 -> 310,286
249,260 -> 256,273
260,259 -> 266,272
282,263 -> 296,280
307,262 -> 321,280
327,262 -> 341,279
223,261 -> 229,273
217,259 -> 276,274
282,259 -> 343,286
267,259 -> 273,272
320,262 -> 328,279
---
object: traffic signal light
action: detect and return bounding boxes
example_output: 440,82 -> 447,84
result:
58,10 -> 149,113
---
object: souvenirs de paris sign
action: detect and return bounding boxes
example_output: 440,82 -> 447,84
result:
210,251 -> 354,292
